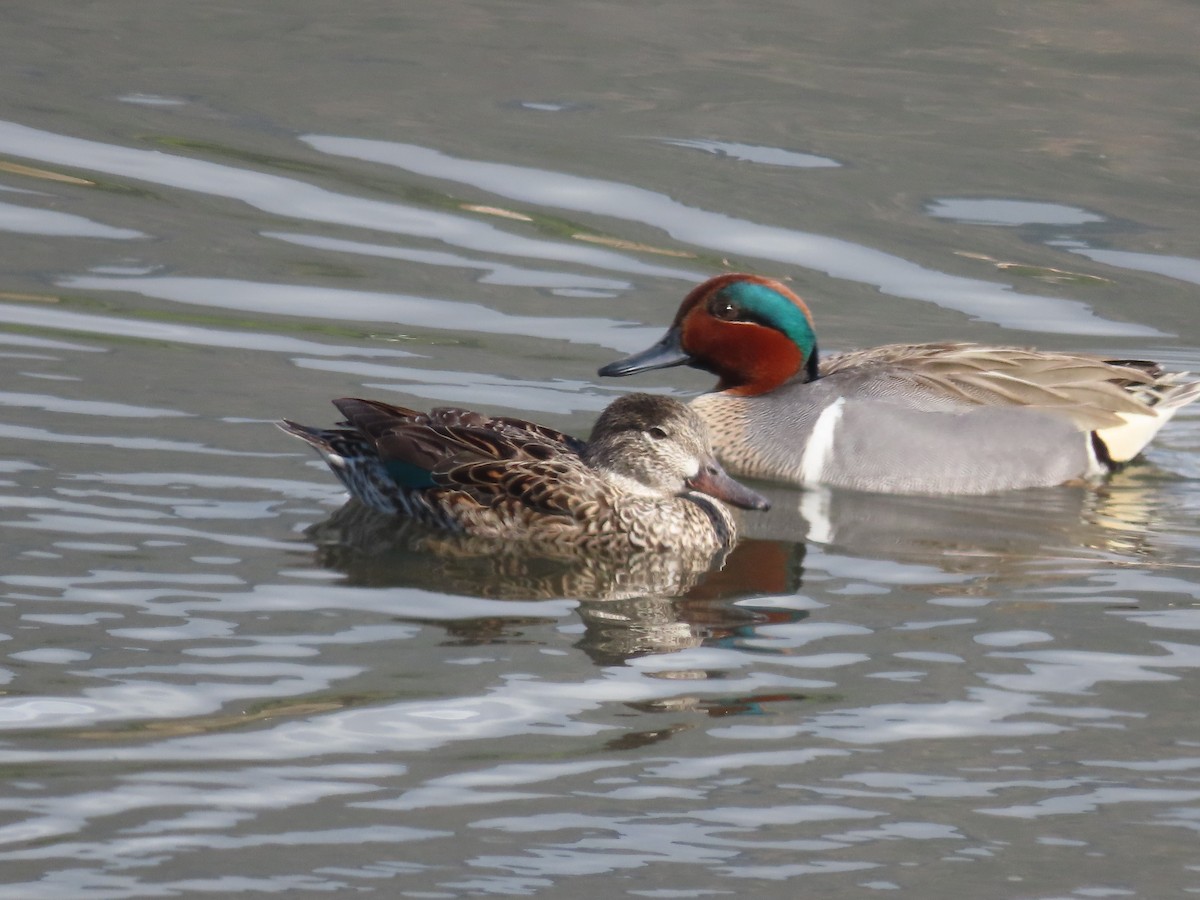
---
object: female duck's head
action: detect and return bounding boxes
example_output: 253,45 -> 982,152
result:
585,393 -> 769,510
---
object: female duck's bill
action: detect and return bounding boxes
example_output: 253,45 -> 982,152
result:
686,458 -> 770,510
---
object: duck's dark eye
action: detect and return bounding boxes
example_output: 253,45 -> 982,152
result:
708,295 -> 740,321
647,426 -> 669,441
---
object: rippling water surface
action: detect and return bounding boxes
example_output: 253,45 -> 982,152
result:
2,3 -> 1200,897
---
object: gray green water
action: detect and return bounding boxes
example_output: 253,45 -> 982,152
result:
1,3 -> 1199,896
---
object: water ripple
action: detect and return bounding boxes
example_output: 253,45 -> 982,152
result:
0,120 -> 698,280
305,136 -> 1159,337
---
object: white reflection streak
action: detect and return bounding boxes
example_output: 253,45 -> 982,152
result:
1,511 -> 299,549
983,641 -> 1200,694
55,274 -> 649,351
0,332 -> 102,352
629,645 -> 864,671
371,760 -> 627,811
0,577 -> 577,621
0,391 -> 190,418
0,302 -> 419,358
0,665 -> 819,762
0,423 -> 280,456
0,662 -> 361,732
1117,609 -> 1200,631
264,231 -> 632,291
646,748 -> 849,780
0,200 -> 145,239
466,815 -> 743,870
0,120 -> 698,281
304,136 -> 1159,337
980,785 -> 1200,819
293,357 -> 615,415
0,766 -> 431,855
68,470 -> 342,503
463,809 -> 881,879
790,687 -> 1067,744
660,138 -> 842,169
927,198 -> 1103,226
1066,246 -> 1200,286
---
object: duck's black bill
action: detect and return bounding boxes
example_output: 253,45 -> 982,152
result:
688,463 -> 771,512
599,328 -> 691,377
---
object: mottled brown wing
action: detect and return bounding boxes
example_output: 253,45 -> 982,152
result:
426,410 -> 586,455
435,459 -> 606,518
333,398 -> 587,474
488,415 -> 589,455
332,397 -> 425,438
373,422 -> 525,474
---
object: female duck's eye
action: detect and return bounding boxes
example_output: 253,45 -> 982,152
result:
709,297 -> 739,321
647,426 -> 669,441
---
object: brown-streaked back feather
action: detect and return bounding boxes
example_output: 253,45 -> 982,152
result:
820,342 -> 1172,431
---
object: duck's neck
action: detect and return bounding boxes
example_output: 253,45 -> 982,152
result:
715,340 -> 819,396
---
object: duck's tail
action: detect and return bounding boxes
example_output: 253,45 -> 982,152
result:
1094,376 -> 1200,464
277,419 -> 394,507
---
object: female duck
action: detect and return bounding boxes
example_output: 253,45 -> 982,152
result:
279,392 -> 769,553
600,273 -> 1200,494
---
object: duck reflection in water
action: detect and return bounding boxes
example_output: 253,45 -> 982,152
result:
747,463 -> 1172,569
302,502 -> 806,665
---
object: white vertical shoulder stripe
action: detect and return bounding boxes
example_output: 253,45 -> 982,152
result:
799,398 -> 846,486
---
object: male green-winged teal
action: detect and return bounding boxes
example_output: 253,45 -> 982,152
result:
599,273 -> 1200,495
279,392 -> 769,552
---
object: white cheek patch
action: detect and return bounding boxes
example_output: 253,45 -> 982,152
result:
799,397 -> 846,486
